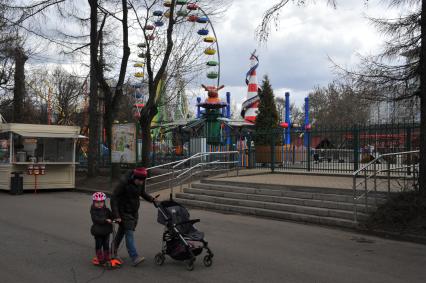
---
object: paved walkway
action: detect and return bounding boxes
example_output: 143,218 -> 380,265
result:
212,169 -> 411,193
216,171 -> 354,190
1,191 -> 425,283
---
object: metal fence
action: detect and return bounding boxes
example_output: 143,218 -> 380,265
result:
150,123 -> 420,174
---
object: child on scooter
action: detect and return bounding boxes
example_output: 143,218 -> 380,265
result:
90,192 -> 113,267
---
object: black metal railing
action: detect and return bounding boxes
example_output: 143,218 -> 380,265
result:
77,123 -> 420,174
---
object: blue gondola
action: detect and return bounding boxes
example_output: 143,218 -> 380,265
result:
153,10 -> 163,16
197,17 -> 209,24
197,29 -> 209,36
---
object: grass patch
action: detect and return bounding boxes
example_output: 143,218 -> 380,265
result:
365,191 -> 426,236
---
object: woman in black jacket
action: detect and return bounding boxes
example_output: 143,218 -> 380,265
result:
91,192 -> 113,266
111,168 -> 155,266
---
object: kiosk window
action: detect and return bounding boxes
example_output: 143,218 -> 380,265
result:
11,134 -> 74,163
42,138 -> 73,162
0,133 -> 10,164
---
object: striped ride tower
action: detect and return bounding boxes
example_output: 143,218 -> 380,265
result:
241,52 -> 260,123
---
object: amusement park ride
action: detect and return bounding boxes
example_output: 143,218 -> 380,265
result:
124,0 -> 312,157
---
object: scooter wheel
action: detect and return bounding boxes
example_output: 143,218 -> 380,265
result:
91,257 -> 100,265
154,253 -> 165,266
203,255 -> 213,267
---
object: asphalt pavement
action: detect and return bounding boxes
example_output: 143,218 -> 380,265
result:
0,191 -> 425,283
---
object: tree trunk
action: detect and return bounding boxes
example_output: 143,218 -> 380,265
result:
420,0 -> 426,194
95,0 -> 130,177
141,120 -> 152,167
87,0 -> 99,177
104,105 -> 120,178
13,48 -> 27,123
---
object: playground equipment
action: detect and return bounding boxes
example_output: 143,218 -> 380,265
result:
196,85 -> 229,144
134,1 -> 220,91
241,51 -> 260,123
133,54 -> 146,119
124,1 -> 224,159
131,0 -> 221,124
281,92 -> 311,148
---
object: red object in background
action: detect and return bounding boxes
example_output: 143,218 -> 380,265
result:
187,3 -> 199,10
188,15 -> 199,22
305,124 -> 312,131
280,122 -> 289,129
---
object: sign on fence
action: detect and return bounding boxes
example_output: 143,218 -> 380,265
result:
112,123 -> 136,164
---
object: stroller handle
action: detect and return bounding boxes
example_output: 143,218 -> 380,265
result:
152,194 -> 161,208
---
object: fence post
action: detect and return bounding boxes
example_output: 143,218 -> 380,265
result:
151,138 -> 156,167
247,135 -> 252,169
387,161 -> 391,196
353,127 -> 360,171
406,127 -> 412,176
353,175 -> 358,223
271,131 -> 275,173
307,130 -> 311,172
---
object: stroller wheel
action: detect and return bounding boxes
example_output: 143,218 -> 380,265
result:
154,253 -> 165,266
203,255 -> 213,267
185,259 -> 195,271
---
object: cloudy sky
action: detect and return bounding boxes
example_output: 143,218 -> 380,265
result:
214,0 -> 409,110
26,0 -> 414,115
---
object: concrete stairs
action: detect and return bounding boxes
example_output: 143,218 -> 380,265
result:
175,179 -> 388,229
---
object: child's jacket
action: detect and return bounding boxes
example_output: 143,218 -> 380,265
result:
90,205 -> 113,236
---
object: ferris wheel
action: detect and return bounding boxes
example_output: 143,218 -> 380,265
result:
131,0 -> 221,119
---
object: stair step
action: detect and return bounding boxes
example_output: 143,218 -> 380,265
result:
202,179 -> 390,197
183,187 -> 376,213
202,179 -> 350,194
192,183 -> 386,205
176,192 -> 368,221
175,197 -> 358,229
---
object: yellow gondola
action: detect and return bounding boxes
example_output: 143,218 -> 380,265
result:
204,36 -> 216,43
204,48 -> 216,55
134,63 -> 144,68
134,72 -> 144,78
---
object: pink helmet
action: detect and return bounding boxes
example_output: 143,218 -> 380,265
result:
92,192 -> 106,201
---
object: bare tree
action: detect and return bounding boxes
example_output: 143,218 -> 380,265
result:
307,81 -> 370,127
131,0 -> 225,166
51,67 -> 83,125
256,0 -> 337,43
258,0 -> 425,193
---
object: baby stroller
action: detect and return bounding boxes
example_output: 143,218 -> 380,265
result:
154,199 -> 214,271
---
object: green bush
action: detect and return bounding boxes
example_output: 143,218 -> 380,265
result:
366,191 -> 426,235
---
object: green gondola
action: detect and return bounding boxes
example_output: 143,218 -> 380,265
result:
207,61 -> 219,67
177,10 -> 189,17
207,72 -> 218,79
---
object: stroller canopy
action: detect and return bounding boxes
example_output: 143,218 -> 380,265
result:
157,200 -> 204,241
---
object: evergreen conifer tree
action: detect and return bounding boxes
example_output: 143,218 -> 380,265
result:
254,75 -> 280,145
